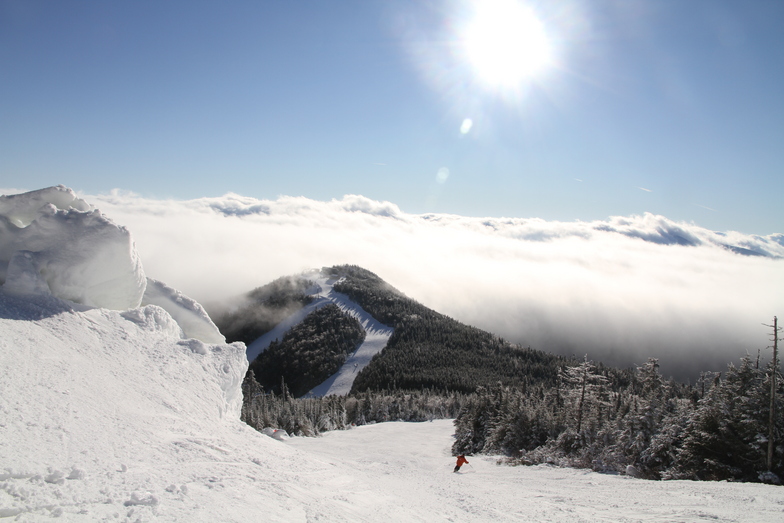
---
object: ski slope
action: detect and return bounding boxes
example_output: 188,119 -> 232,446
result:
289,420 -> 784,522
3,296 -> 782,523
245,270 -> 393,396
3,187 -> 784,521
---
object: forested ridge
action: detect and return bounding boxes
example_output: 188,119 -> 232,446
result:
249,304 -> 365,397
215,264 -> 577,396
328,265 -> 572,393
212,275 -> 315,346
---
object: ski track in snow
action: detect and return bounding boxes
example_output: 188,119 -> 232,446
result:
245,271 -> 393,396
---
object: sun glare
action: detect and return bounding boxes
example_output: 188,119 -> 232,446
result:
462,0 -> 551,88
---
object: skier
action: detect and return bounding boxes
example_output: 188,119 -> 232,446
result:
453,455 -> 469,473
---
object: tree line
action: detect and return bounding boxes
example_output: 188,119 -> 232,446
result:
452,353 -> 783,483
241,370 -> 468,437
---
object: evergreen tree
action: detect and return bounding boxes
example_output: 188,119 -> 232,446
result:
670,356 -> 782,481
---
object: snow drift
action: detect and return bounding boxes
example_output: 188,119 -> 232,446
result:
141,278 -> 225,344
0,186 -> 224,344
0,186 -> 146,310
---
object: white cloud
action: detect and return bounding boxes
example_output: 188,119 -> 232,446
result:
88,190 -> 784,381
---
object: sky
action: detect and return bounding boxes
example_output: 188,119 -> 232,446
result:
1,0 -> 783,235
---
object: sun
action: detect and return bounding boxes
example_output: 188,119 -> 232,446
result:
462,0 -> 552,88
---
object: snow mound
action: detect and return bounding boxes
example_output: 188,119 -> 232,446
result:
0,186 -> 221,343
0,186 -> 146,310
121,304 -> 186,339
142,277 -> 225,343
0,292 -> 252,520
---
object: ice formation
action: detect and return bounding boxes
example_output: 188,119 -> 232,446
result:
0,186 -> 223,343
0,186 -> 146,310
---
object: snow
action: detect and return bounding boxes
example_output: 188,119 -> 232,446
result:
290,420 -> 784,522
0,292 -> 255,521
0,187 -> 222,344
0,186 -> 146,310
141,278 -> 224,344
4,301 -> 782,523
2,185 -> 784,521
246,270 -> 393,397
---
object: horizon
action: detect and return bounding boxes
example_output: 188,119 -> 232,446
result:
1,0 -> 783,235
2,185 -> 775,384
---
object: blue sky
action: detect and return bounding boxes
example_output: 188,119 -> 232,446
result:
2,0 -> 782,234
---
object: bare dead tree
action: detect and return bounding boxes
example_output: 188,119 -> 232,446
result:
763,316 -> 781,471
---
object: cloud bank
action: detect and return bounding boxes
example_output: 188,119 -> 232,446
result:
74,191 -> 784,381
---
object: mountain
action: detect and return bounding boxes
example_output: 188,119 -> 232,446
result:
213,265 -> 576,397
3,186 -> 784,520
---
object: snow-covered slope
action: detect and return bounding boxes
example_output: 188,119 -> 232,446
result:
3,294 -> 784,523
246,270 -> 393,396
0,292 -> 403,521
291,420 -> 784,523
2,186 -> 784,521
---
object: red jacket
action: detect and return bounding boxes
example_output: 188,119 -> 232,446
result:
456,455 -> 468,466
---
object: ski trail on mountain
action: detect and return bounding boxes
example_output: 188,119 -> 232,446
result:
245,270 -> 393,396
245,298 -> 330,363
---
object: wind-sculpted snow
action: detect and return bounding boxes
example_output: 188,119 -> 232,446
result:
142,278 -> 225,343
0,186 -> 226,343
246,270 -> 393,396
0,186 -> 146,310
0,292 -> 252,520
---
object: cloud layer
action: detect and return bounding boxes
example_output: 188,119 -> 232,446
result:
79,191 -> 784,381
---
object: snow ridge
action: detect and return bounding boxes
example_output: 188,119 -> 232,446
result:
0,186 -> 146,310
245,270 -> 393,396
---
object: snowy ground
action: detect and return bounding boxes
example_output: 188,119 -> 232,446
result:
3,187 -> 784,522
6,293 -> 783,522
289,420 -> 784,523
245,270 -> 393,396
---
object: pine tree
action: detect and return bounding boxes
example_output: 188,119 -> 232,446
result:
670,355 -> 780,481
559,355 -> 608,437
